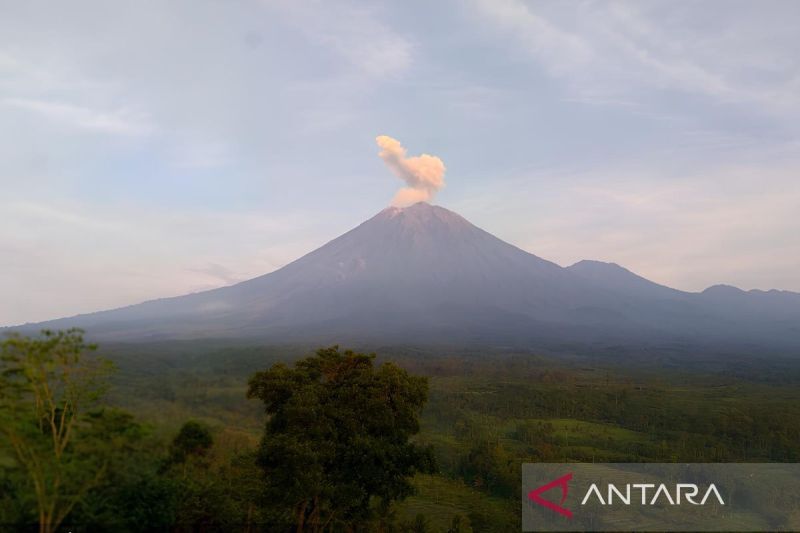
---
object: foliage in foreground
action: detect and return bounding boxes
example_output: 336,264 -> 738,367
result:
0,331 -> 266,531
247,345 -> 437,532
5,331 -> 800,532
0,329 -> 115,533
0,333 -> 438,531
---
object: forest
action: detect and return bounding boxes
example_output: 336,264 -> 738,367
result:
2,330 -> 800,532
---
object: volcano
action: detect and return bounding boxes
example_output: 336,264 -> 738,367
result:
12,202 -> 800,348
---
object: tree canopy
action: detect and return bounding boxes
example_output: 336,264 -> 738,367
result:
247,345 -> 436,532
0,329 -> 114,533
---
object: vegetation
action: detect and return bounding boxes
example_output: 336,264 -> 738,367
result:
3,331 -> 800,531
0,329 -> 115,533
247,346 -> 435,531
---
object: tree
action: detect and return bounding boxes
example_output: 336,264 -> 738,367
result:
165,427 -> 267,531
169,420 -> 213,466
67,409 -> 178,532
0,329 -> 114,533
457,439 -> 516,497
247,346 -> 436,532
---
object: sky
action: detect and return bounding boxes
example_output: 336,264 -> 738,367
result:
2,0 -> 800,326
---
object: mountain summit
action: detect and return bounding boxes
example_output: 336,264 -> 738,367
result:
13,202 -> 800,348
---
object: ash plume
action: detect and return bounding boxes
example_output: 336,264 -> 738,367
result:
376,135 -> 446,206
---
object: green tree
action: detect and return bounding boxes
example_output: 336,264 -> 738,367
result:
68,409 -> 178,532
169,420 -> 213,466
457,439 -> 516,497
0,329 -> 113,533
166,421 -> 231,529
247,346 -> 436,532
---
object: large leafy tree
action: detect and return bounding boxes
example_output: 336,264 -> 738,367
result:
247,346 -> 435,532
0,329 -> 114,533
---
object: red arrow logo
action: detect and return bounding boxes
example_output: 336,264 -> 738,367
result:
528,472 -> 573,519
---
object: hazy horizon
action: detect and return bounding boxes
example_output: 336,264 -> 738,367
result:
4,200 -> 798,331
3,1 -> 800,325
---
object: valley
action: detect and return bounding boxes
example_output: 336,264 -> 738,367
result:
101,341 -> 800,531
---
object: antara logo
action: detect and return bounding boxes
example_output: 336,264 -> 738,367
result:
528,473 -> 725,518
528,473 -> 574,519
581,483 -> 725,506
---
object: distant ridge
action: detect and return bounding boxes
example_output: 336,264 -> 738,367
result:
8,202 -> 800,349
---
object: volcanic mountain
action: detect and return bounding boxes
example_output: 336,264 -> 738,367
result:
12,202 -> 800,348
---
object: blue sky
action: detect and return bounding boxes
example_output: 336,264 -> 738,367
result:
2,0 -> 800,325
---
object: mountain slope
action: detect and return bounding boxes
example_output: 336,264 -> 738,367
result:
10,202 -> 800,348
21,203 -> 605,341
567,260 -> 687,300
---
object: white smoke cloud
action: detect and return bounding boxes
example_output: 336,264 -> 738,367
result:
376,135 -> 446,206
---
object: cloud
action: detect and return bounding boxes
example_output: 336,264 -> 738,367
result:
461,150 -> 800,294
376,135 -> 446,206
471,0 -> 800,116
3,97 -> 153,135
186,263 -> 242,285
0,199 -> 328,325
274,1 -> 413,79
